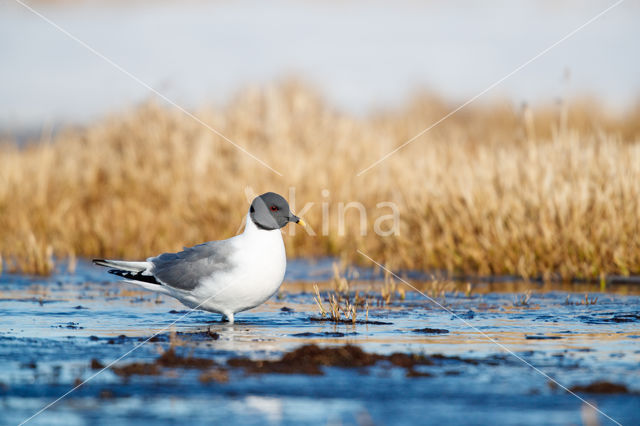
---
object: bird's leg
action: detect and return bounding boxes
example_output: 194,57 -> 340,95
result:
222,312 -> 234,324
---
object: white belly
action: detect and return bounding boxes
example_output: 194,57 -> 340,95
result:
172,225 -> 286,316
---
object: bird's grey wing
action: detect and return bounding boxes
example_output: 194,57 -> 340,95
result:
149,241 -> 234,291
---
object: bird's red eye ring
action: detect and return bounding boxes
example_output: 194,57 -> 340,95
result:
270,205 -> 278,211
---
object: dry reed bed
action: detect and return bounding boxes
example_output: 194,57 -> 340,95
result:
1,82 -> 639,278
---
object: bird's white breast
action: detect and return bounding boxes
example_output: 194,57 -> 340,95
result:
191,217 -> 286,315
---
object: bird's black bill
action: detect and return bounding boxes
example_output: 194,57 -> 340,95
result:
289,215 -> 305,226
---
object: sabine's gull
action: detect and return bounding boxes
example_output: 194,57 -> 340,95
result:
93,192 -> 305,323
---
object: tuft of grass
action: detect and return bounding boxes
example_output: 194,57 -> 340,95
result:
377,267 -> 407,305
427,278 -> 454,301
332,262 -> 350,293
2,233 -> 54,275
1,82 -> 640,277
465,282 -> 473,297
513,290 -> 532,306
380,267 -> 397,304
313,283 -> 358,323
313,284 -> 327,317
567,293 -> 598,306
583,293 -> 598,305
564,293 -> 598,305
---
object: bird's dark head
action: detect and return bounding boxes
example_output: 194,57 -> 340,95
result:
249,192 -> 305,230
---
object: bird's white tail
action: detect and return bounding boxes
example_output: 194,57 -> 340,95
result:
93,258 -> 172,294
92,259 -> 150,272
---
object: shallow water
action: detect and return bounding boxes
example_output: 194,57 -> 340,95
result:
1,260 -> 639,425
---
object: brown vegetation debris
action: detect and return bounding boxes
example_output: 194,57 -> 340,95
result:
569,381 -> 632,394
412,328 -> 449,334
226,344 -> 465,376
90,359 -> 105,370
110,348 -> 216,377
199,369 -> 230,384
112,362 -> 160,377
156,347 -> 216,368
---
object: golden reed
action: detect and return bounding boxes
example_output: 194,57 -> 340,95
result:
1,82 -> 639,278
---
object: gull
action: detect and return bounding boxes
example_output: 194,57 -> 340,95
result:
93,192 -> 305,323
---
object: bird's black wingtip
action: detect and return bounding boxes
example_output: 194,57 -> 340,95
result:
107,268 -> 161,285
107,268 -> 125,277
